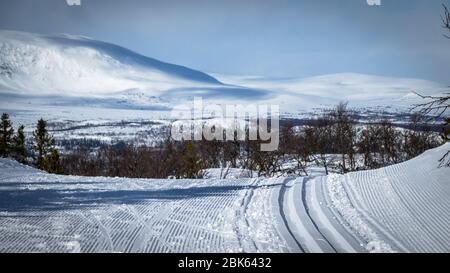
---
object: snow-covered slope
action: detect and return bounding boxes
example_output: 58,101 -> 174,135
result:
0,144 -> 448,253
326,143 -> 450,252
214,73 -> 447,109
0,29 -> 271,108
1,30 -> 446,116
0,30 -> 221,96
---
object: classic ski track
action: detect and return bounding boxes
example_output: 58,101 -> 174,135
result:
279,177 -> 326,253
301,177 -> 337,252
305,177 -> 360,253
277,177 -> 305,252
270,178 -> 302,253
1,143 -> 449,253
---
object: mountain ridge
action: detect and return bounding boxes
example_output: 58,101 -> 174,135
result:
0,29 -> 447,113
0,29 -> 222,96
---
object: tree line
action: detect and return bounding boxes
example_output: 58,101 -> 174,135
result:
0,113 -> 62,173
1,101 -> 446,178
60,103 -> 445,179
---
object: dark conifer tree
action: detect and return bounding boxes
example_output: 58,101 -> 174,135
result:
0,113 -> 14,157
12,125 -> 27,164
33,118 -> 61,173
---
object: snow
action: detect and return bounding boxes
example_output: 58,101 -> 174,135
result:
213,72 -> 446,109
2,30 -> 447,151
0,161 -> 292,253
0,144 -> 448,252
0,30 -> 219,96
340,143 -> 450,252
1,29 -> 449,252
1,30 -> 447,122
0,30 -> 267,107
202,168 -> 255,179
326,174 -> 395,253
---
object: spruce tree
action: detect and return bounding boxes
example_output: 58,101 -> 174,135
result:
33,118 -> 60,172
12,125 -> 27,164
0,113 -> 14,157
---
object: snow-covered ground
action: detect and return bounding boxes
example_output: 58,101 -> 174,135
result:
2,29 -> 447,149
1,30 -> 447,121
0,144 -> 448,253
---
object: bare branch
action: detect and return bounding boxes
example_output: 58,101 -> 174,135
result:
442,4 -> 450,38
411,91 -> 450,121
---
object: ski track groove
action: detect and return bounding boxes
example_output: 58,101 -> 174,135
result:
301,177 -> 337,253
279,177 -> 328,253
306,177 -> 361,252
0,144 -> 449,253
277,178 -> 306,252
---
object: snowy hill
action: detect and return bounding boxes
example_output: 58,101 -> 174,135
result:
0,30 -> 446,115
0,144 -> 448,253
214,73 -> 447,110
0,29 -> 271,108
328,143 -> 450,252
0,30 -> 220,95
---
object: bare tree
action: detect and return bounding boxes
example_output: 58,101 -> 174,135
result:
329,102 -> 356,173
413,92 -> 449,168
410,4 -> 450,167
402,114 -> 442,160
442,4 -> 450,38
357,123 -> 380,169
305,118 -> 335,175
413,92 -> 450,121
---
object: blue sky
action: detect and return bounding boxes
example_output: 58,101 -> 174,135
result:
1,0 -> 449,83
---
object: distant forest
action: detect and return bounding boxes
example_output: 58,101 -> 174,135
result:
1,100 -> 448,179
60,103 -> 447,179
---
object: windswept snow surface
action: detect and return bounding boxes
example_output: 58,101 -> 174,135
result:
0,30 -> 219,95
1,30 -> 447,120
0,144 -> 449,253
0,29 -> 269,106
212,73 -> 447,111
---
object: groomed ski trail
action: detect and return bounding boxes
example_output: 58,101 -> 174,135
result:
0,143 -> 449,252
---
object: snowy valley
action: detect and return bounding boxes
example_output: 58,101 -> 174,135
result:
0,30 -> 447,148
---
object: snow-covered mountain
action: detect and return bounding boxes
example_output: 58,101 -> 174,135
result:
213,73 -> 447,110
0,29 -> 447,120
0,30 -> 267,102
